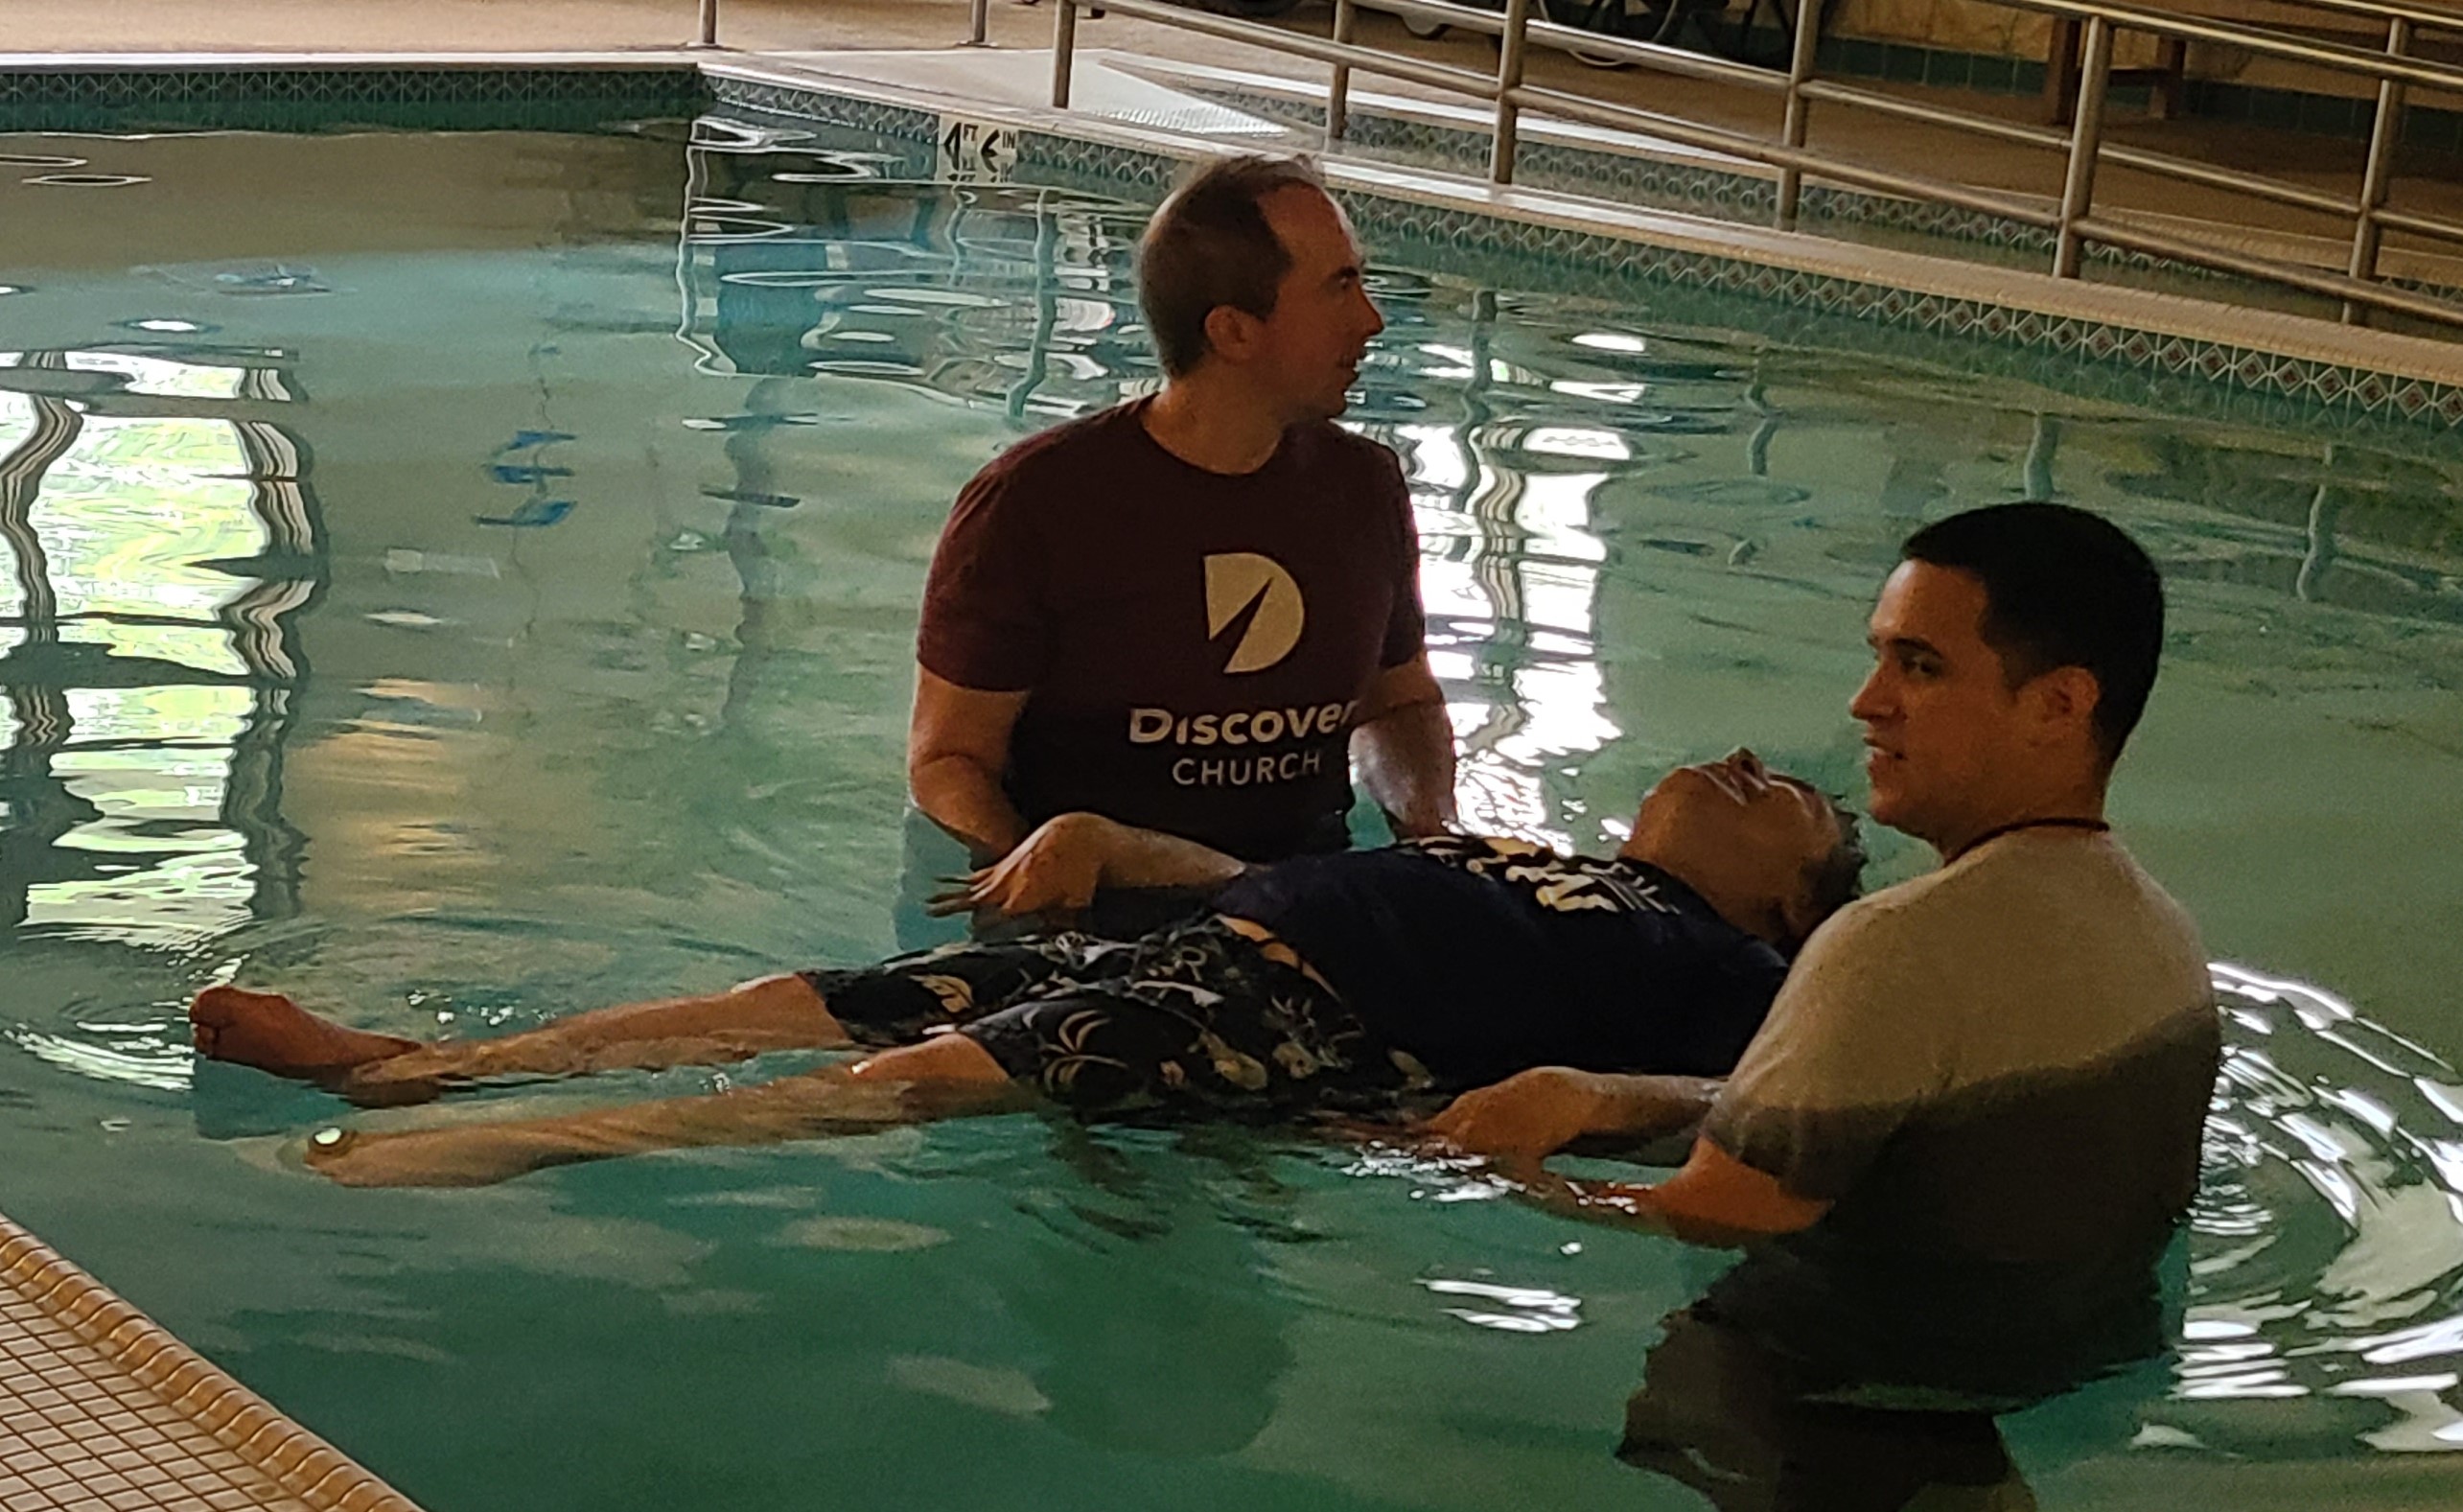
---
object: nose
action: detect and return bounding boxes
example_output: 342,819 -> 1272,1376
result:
1848,663 -> 1892,724
1357,285 -> 1385,341
1729,747 -> 1768,783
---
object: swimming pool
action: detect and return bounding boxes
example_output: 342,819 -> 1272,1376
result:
5,110 -> 2463,1509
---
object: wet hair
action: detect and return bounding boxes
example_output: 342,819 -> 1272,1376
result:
1788,799 -> 1867,954
1137,154 -> 1330,379
1900,501 -> 2165,766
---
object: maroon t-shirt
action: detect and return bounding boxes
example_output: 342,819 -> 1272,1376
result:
919,399 -> 1426,862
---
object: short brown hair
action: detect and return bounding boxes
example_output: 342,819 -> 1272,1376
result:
1137,154 -> 1329,379
1900,503 -> 2164,767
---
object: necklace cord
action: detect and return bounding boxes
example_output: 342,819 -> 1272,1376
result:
1946,816 -> 2110,864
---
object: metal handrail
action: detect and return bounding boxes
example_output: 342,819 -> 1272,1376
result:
685,0 -> 2463,334
2081,0 -> 2463,42
1996,0 -> 2463,94
1032,0 -> 2463,334
1052,0 -> 1502,104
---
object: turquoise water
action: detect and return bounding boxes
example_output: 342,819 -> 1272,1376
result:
5,118 -> 2463,1509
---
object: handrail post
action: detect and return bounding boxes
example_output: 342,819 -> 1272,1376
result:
965,0 -> 992,48
1053,0 -> 1080,109
692,0 -> 719,50
2052,14 -> 2114,280
2345,15 -> 2412,324
1492,0 -> 1531,186
1329,0 -> 1358,143
1774,0 -> 1824,230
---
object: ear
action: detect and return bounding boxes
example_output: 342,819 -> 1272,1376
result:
2020,665 -> 2102,749
1200,304 -> 1262,366
1774,890 -> 1820,954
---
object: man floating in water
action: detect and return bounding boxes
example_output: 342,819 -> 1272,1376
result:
192,751 -> 1862,1188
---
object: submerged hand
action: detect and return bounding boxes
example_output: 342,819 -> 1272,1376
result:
1425,1067 -> 1618,1161
927,812 -> 1116,919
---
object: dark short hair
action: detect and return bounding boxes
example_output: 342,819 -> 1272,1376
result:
1791,799 -> 1867,954
1137,154 -> 1329,379
1901,502 -> 2165,766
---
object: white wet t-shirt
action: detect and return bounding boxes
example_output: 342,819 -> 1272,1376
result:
1696,828 -> 2219,1399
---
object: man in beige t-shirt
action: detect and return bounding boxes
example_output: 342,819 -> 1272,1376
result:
1432,502 -> 2218,1410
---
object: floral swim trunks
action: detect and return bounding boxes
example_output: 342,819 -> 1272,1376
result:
800,916 -> 1422,1115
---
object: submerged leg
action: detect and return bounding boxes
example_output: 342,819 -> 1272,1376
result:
191,973 -> 854,1101
303,1033 -> 1017,1188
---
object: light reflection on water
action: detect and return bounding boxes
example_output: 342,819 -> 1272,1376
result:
4,125 -> 2463,1498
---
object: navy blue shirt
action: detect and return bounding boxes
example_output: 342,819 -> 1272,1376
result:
1214,835 -> 1789,1088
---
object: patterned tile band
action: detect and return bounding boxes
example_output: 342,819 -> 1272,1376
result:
0,1207 -> 423,1511
5,62 -> 2456,440
0,66 -> 699,132
1007,127 -> 2463,440
704,74 -> 938,144
1181,80 -> 2463,308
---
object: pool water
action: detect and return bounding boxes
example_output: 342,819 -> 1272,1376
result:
5,116 -> 2463,1510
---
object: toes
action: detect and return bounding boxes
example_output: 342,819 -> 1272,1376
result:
192,985 -> 285,1026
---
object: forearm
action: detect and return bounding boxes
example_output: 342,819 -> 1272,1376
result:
1511,1171 -> 1751,1248
1511,1130 -> 1829,1249
909,753 -> 1028,860
1578,1075 -> 1721,1143
1352,697 -> 1457,837
1094,821 -> 1251,892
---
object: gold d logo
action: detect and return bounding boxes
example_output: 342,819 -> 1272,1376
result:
1204,552 -> 1306,674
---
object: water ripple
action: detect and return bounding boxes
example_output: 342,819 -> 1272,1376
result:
2189,964 -> 2463,1422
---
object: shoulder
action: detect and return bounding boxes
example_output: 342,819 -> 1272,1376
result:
1395,832 -> 1563,869
1791,870 -> 1944,964
1286,421 -> 1406,483
964,404 -> 1146,495
1772,858 -> 2020,1015
1790,836 -> 2209,1007
1398,835 -> 1706,918
2101,844 -> 2211,990
1774,882 -> 1936,1008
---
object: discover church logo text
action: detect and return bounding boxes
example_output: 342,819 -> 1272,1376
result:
1120,552 -> 1346,789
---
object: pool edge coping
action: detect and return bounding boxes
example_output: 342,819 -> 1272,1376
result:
5,46 -> 2462,430
1,1204 -> 425,1512
703,50 -> 2463,424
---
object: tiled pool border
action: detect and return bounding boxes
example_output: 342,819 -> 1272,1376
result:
701,71 -> 2463,441
1156,75 -> 2463,296
1,1206 -> 424,1511
1170,75 -> 2103,268
5,58 -> 2460,441
0,62 -> 700,132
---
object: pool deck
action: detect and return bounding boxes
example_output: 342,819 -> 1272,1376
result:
694,42 -> 2463,391
10,0 -> 2463,277
9,0 -> 2463,399
1,1209 -> 418,1512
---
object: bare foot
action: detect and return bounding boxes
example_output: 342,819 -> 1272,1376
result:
190,987 -> 420,1080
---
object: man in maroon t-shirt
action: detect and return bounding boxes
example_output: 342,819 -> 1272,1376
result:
907,154 -> 1456,915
